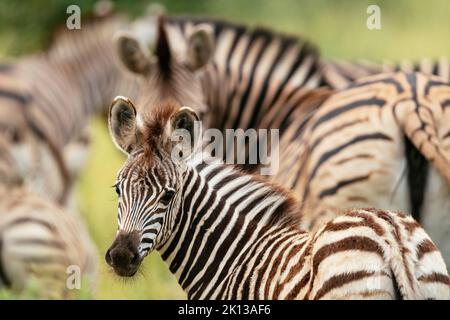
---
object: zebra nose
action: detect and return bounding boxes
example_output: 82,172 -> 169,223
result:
106,231 -> 142,275
106,246 -> 138,268
105,248 -> 113,266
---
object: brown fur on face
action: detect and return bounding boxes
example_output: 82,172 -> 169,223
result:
141,100 -> 178,156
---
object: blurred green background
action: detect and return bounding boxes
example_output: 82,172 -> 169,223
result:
0,0 -> 449,299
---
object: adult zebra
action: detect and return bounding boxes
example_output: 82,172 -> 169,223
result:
115,15 -> 450,165
0,10 -> 140,206
0,188 -> 97,299
104,97 -> 449,299
114,15 -> 322,171
273,72 -> 450,268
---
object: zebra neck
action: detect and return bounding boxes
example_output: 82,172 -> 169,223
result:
165,18 -> 321,133
200,25 -> 321,133
158,159 -> 303,298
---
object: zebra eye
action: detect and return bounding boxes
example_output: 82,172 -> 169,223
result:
160,190 -> 175,205
115,185 -> 121,196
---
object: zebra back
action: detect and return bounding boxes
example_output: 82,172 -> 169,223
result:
322,57 -> 450,89
275,71 -> 450,268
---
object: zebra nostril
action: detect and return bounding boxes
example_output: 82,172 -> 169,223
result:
130,251 -> 140,265
107,247 -> 138,269
105,248 -> 113,266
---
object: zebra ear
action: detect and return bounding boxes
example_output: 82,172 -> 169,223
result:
185,24 -> 215,71
115,31 -> 151,75
109,96 -> 140,154
167,107 -> 200,160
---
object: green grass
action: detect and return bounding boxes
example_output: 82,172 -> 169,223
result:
0,0 -> 449,299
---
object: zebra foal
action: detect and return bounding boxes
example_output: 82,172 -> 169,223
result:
104,97 -> 449,299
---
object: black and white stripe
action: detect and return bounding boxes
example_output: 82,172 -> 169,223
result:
274,71 -> 450,268
106,99 -> 450,300
0,13 -> 139,205
0,188 -> 96,298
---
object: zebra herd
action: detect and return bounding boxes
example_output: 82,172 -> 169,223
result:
1,3 -> 450,299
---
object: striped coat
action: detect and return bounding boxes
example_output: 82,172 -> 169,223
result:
0,13 -> 139,206
0,188 -> 96,299
117,16 -> 450,268
114,15 -> 322,170
105,98 -> 449,299
322,57 -> 450,89
274,71 -> 450,266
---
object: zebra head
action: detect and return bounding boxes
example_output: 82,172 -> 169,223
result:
105,96 -> 200,277
114,16 -> 214,117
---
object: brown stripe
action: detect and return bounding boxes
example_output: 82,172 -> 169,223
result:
375,210 -> 415,290
6,217 -> 57,234
311,236 -> 384,277
323,221 -> 368,233
416,239 -> 438,260
303,235 -> 384,299
333,210 -> 385,236
418,273 -> 450,285
285,272 -> 311,299
262,234 -> 296,299
402,219 -> 420,235
313,270 -> 375,299
273,240 -> 313,299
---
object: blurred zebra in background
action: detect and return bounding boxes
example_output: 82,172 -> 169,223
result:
0,2 -> 141,298
322,57 -> 450,89
105,99 -> 449,299
0,188 -> 97,299
114,15 -> 322,171
274,71 -> 450,267
0,7 -> 140,207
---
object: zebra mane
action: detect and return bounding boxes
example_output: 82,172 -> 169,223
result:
167,15 -> 319,59
156,16 -> 172,79
141,101 -> 177,158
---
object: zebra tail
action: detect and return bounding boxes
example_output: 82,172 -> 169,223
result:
403,110 -> 450,184
402,75 -> 450,210
385,232 -> 423,299
403,135 -> 428,222
379,211 -> 450,299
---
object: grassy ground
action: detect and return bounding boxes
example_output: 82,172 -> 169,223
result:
1,0 -> 449,299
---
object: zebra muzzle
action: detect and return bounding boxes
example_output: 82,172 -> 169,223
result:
105,231 -> 142,277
